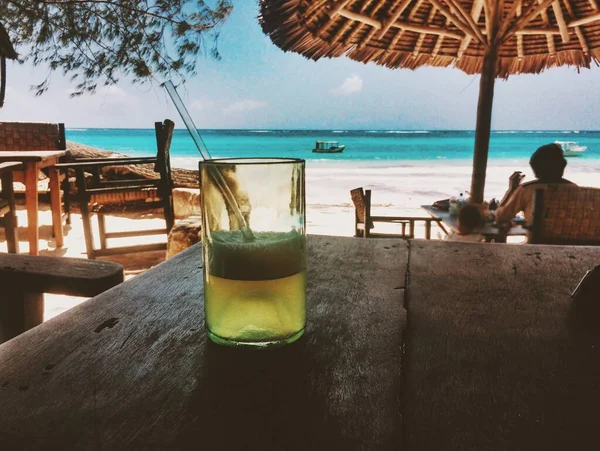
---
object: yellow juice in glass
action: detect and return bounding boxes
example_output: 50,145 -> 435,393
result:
204,230 -> 306,347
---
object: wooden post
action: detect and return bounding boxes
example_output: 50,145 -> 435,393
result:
0,289 -> 43,343
48,166 -> 64,248
470,42 -> 498,204
364,190 -> 372,238
0,168 -> 19,254
24,162 -> 40,255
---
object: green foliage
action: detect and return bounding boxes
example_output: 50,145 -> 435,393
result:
0,0 -> 233,96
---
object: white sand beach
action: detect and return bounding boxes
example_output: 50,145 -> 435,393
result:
304,158 -> 600,236
1,156 -> 598,324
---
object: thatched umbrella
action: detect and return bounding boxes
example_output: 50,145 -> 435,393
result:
260,0 -> 600,203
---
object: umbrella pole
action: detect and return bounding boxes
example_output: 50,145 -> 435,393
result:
470,44 -> 498,204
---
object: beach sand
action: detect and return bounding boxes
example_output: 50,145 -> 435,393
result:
1,157 -> 598,324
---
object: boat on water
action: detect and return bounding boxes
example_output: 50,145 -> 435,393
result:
555,141 -> 587,157
312,140 -> 345,153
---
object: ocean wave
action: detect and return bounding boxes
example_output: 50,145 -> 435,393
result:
250,130 -> 272,133
67,128 -> 88,131
384,130 -> 430,134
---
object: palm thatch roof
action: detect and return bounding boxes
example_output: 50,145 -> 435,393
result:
260,0 -> 600,79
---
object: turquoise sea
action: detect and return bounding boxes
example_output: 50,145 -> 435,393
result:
66,129 -> 600,163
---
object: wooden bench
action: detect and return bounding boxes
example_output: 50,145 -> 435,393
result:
351,187 -> 442,239
57,120 -> 175,259
0,253 -> 124,343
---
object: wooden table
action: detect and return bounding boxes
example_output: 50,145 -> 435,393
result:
0,236 -> 407,450
0,150 -> 66,255
422,204 -> 527,242
404,240 -> 600,450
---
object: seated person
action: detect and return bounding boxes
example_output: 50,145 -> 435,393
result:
495,143 -> 576,226
445,204 -> 485,242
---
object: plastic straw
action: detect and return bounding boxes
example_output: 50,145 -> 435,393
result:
161,80 -> 212,160
161,80 -> 254,241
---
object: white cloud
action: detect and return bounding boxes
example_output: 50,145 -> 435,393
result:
222,99 -> 267,115
330,75 -> 363,95
66,85 -> 124,97
101,85 -> 127,97
191,99 -> 214,111
66,84 -> 140,108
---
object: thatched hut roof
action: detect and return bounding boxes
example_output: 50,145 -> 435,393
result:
260,0 -> 600,79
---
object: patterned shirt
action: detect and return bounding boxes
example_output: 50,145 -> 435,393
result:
495,179 -> 575,226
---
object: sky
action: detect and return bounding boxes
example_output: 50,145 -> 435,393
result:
2,2 -> 600,130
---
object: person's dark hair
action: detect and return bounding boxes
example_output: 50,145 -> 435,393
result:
458,204 -> 482,232
529,143 -> 567,181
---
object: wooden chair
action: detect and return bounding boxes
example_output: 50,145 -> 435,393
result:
58,120 -> 175,259
530,184 -> 600,245
0,253 -> 124,343
351,187 -> 441,239
0,121 -> 69,225
0,122 -> 66,152
0,161 -> 21,253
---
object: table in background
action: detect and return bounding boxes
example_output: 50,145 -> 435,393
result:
404,240 -> 600,450
0,236 -> 407,450
422,204 -> 527,242
0,150 -> 66,255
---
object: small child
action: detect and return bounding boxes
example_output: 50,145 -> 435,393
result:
444,204 -> 485,242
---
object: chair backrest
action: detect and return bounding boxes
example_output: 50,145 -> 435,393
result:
350,187 -> 374,229
0,122 -> 66,151
351,187 -> 368,223
531,184 -> 600,245
154,119 -> 175,232
153,119 -> 174,182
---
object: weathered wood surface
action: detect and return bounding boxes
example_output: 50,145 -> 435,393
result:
0,254 -> 124,343
66,141 -> 199,188
0,253 -> 124,297
404,240 -> 600,451
0,236 -> 408,450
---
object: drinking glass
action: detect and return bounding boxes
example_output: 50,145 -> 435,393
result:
199,158 -> 306,347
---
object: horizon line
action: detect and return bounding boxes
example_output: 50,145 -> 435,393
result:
65,127 -> 600,132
